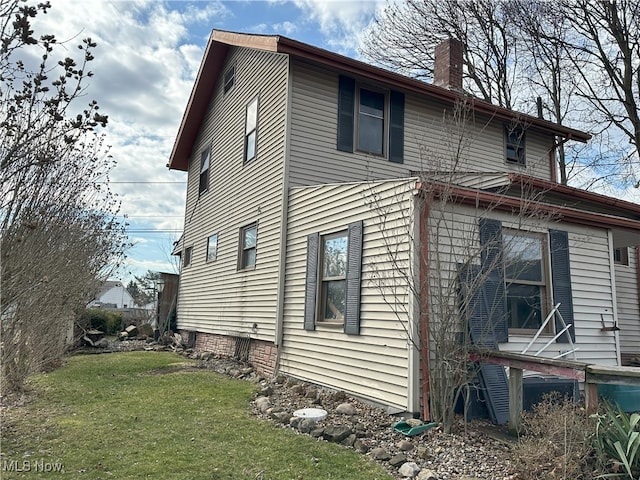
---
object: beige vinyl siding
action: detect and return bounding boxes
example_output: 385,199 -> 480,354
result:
288,59 -> 554,187
176,46 -> 289,342
281,179 -> 419,410
617,247 -> 640,356
427,204 -> 619,366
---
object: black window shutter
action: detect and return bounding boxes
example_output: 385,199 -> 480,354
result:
304,233 -> 319,331
389,90 -> 404,164
459,264 -> 492,347
549,229 -> 575,343
458,263 -> 510,425
344,221 -> 363,335
478,218 -> 509,343
337,76 -> 355,153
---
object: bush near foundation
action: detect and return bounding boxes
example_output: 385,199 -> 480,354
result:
511,393 -> 598,480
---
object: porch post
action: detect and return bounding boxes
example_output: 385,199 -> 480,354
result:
508,367 -> 523,434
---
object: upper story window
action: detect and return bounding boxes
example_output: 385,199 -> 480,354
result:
238,222 -> 257,270
206,233 -> 218,262
223,65 -> 235,94
183,246 -> 193,268
199,147 -> 210,195
614,247 -> 629,266
244,97 -> 259,164
503,230 -> 549,332
358,88 -> 385,156
337,75 -> 404,164
505,124 -> 526,165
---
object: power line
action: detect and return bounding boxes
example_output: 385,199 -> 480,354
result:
106,181 -> 186,184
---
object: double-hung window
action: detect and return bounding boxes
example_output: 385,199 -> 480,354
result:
337,75 -> 404,163
473,219 -> 575,343
244,97 -> 258,164
206,233 -> 218,262
304,221 -> 363,334
503,230 -> 549,331
183,246 -> 193,268
199,147 -> 210,195
319,232 -> 348,322
357,88 -> 385,156
238,223 -> 257,270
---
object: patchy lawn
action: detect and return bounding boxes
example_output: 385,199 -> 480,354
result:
1,351 -> 393,479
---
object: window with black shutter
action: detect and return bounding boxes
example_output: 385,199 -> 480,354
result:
303,221 -> 363,334
337,75 -> 404,163
477,219 -> 576,342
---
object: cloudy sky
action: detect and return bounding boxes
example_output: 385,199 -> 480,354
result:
31,0 -> 384,281
28,0 -> 638,283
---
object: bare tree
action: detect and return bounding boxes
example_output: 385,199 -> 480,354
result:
368,99 -> 564,431
560,0 -> 640,186
361,0 -> 517,108
505,0 -> 587,185
1,0 -> 127,394
363,0 -> 640,188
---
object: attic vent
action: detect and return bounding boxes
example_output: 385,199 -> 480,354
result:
233,335 -> 250,362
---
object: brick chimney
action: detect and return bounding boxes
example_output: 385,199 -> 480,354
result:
433,38 -> 463,91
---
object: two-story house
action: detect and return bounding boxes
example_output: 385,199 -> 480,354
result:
168,30 -> 640,419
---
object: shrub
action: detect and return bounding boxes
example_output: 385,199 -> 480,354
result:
592,402 -> 640,479
511,393 -> 598,480
77,309 -> 123,335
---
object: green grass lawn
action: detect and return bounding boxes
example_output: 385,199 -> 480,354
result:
1,352 -> 393,479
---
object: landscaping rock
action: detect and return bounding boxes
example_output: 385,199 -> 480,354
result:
397,439 -> 414,451
389,453 -> 407,467
335,402 -> 357,415
322,425 -> 352,443
305,387 -> 318,399
298,419 -> 316,434
271,411 -> 290,424
340,433 -> 357,447
398,462 -> 420,478
259,386 -> 273,397
254,396 -> 271,414
93,338 -> 109,349
416,469 -> 438,480
289,417 -> 301,429
124,325 -> 138,336
289,384 -> 305,395
370,447 -> 392,461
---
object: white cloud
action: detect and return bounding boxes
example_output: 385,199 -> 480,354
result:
28,0 -> 199,234
290,0 -> 384,54
273,20 -> 298,35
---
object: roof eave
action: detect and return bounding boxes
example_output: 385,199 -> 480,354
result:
167,30 -> 591,172
417,180 -> 640,232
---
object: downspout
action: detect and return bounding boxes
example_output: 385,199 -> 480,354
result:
608,230 -> 621,366
636,247 -> 640,312
419,192 -> 431,421
273,54 -> 293,374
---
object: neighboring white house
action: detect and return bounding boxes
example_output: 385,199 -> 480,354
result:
167,30 -> 640,419
88,281 -> 136,309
